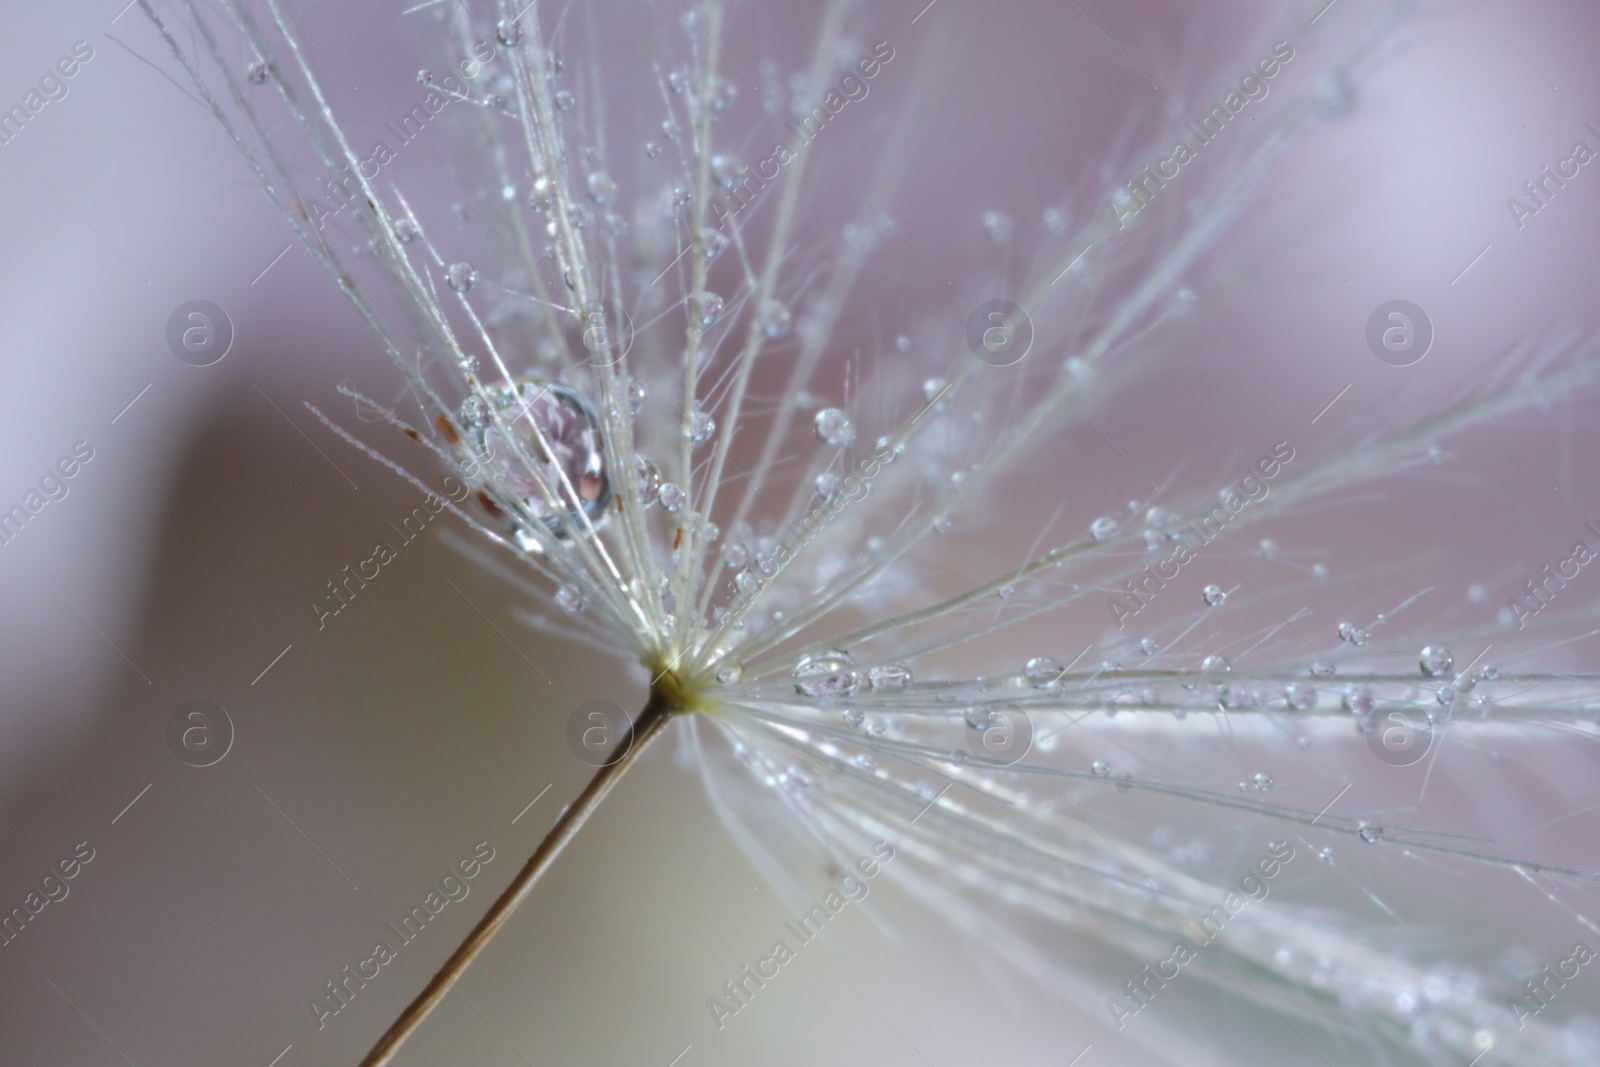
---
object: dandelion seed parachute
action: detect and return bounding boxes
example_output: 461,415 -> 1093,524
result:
143,0 -> 1600,1062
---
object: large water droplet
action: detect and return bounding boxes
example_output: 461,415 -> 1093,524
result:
471,380 -> 610,539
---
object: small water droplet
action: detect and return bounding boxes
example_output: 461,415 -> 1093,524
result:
1284,684 -> 1316,711
645,141 -> 662,158
556,584 -> 585,613
633,455 -> 661,507
445,262 -> 478,293
759,299 -> 792,337
1091,759 -> 1111,777
393,216 -> 418,243
495,18 -> 524,46
793,650 -> 859,698
1090,515 -> 1119,542
1419,645 -> 1454,677
964,707 -> 994,731
1041,207 -> 1067,236
981,210 -> 1013,242
1201,654 -> 1230,672
690,407 -> 715,442
868,664 -> 912,691
1024,657 -> 1062,688
585,170 -> 616,204
1318,846 -> 1336,863
1357,822 -> 1384,844
842,707 -> 865,729
716,662 -> 743,684
696,290 -> 725,325
814,408 -> 854,447
896,334 -> 911,352
1201,585 -> 1226,607
553,89 -> 575,111
658,481 -> 685,513
246,60 -> 270,85
1252,772 -> 1274,791
931,516 -> 951,535
1139,638 -> 1158,656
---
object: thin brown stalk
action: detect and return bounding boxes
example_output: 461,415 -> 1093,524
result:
360,691 -> 678,1067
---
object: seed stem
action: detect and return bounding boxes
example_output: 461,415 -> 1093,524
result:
359,690 -> 678,1067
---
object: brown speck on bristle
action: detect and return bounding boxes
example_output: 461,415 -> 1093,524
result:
294,199 -> 308,221
673,527 -> 683,550
338,273 -> 355,290
404,427 -> 420,442
477,491 -> 503,518
615,494 -> 624,514
435,415 -> 461,445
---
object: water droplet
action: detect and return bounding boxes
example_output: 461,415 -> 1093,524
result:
721,540 -> 748,570
445,262 -> 478,292
716,662 -> 743,684
556,584 -> 585,613
868,664 -> 912,691
842,707 -> 865,729
645,141 -> 662,158
708,76 -> 737,110
814,408 -> 854,447
1343,687 -> 1375,717
759,299 -> 792,337
1252,772 -> 1274,791
981,210 -> 1013,242
793,650 -> 860,698
1024,657 -> 1062,688
1201,654 -> 1230,672
1201,585 -> 1226,607
931,516 -> 951,535
696,291 -> 725,325
1284,684 -> 1316,711
667,70 -> 688,94
393,216 -> 418,243
246,60 -> 270,85
1357,822 -> 1384,844
1336,621 -> 1367,645
1139,638 -> 1158,656
658,481 -> 685,512
1480,663 -> 1499,681
474,380 -> 611,538
1091,760 -> 1111,777
495,18 -> 524,46
690,406 -> 715,442
1317,846 -> 1336,863
964,707 -> 994,731
1419,645 -> 1454,677
1258,538 -> 1278,560
1090,515 -> 1119,542
1041,207 -> 1067,235
585,170 -> 616,204
553,89 -> 575,111
634,455 -> 661,507
856,752 -> 878,770
1311,563 -> 1328,581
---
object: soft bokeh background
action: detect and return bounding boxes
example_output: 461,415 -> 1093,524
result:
3,0 -> 1600,1064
